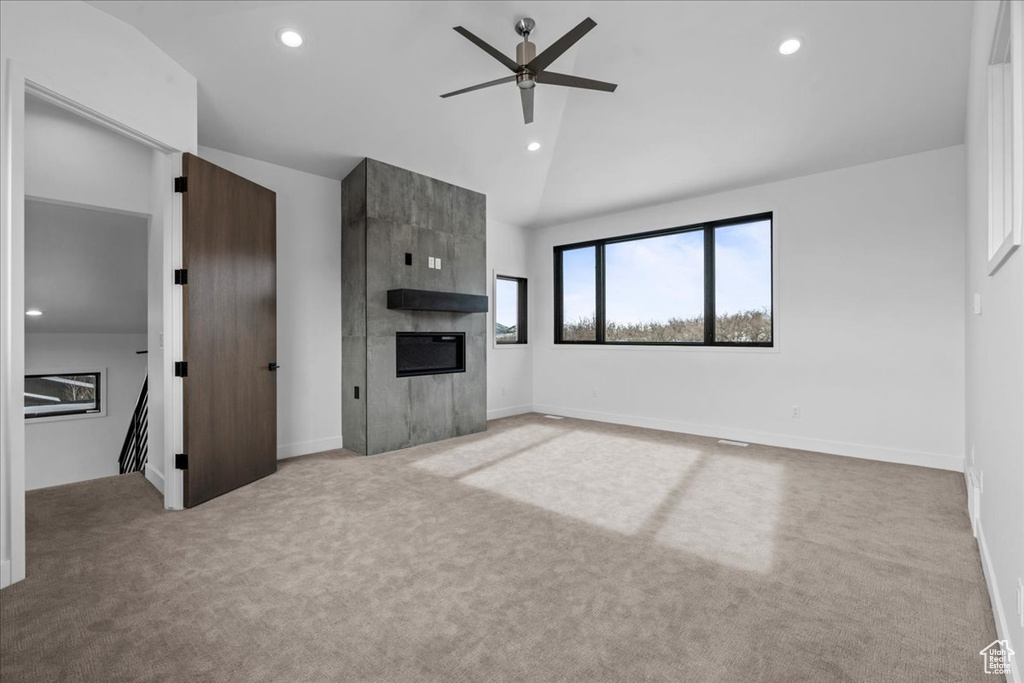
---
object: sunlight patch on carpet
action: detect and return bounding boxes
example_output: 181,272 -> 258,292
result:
655,455 -> 784,573
410,424 -> 567,477
458,432 -> 702,535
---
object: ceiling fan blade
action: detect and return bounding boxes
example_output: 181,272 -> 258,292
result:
536,71 -> 617,92
453,26 -> 520,72
526,17 -> 597,74
440,75 -> 517,98
521,87 -> 534,124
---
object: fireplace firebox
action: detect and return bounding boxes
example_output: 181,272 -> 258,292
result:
396,332 -> 466,377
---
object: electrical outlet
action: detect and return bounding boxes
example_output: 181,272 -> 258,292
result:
428,256 -> 435,268
791,405 -> 801,418
435,258 -> 442,270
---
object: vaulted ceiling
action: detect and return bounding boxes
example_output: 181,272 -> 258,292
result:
87,0 -> 972,228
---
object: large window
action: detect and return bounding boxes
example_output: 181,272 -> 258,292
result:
554,213 -> 772,346
25,372 -> 103,419
495,275 -> 528,344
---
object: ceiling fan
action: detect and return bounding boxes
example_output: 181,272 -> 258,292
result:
441,17 -> 617,124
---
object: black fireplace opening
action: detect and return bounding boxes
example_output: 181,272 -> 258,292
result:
396,332 -> 466,377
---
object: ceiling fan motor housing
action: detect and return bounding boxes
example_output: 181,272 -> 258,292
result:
516,38 -> 537,89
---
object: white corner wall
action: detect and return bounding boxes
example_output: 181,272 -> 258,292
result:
198,147 -> 343,459
964,1 -> 1024,678
25,334 -> 147,490
487,218 -> 534,418
530,145 -> 966,472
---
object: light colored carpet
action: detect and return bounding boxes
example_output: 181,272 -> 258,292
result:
0,413 -> 996,682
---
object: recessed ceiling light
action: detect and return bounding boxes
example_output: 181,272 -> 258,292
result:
526,142 -> 541,152
778,38 -> 801,55
26,309 -> 43,316
278,29 -> 303,48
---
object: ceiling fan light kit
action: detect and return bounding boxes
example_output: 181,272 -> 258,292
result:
441,16 -> 617,124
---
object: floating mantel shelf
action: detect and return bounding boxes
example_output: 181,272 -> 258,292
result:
387,289 -> 489,313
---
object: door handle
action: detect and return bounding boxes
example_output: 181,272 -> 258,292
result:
268,362 -> 280,371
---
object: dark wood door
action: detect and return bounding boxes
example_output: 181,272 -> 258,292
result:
181,152 -> 277,507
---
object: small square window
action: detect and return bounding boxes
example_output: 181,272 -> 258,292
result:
495,275 -> 528,345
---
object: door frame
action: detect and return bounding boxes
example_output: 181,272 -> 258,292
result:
1,59 -> 186,587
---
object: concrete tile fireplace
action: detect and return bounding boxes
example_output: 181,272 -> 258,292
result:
341,159 -> 487,455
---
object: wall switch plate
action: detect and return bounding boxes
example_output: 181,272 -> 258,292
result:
435,258 -> 442,270
428,257 -> 436,268
973,293 -> 982,315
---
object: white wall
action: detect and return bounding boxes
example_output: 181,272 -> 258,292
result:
964,1 -> 1024,677
1,0 -> 198,585
198,147 -> 343,459
486,218 -> 534,418
0,1 -> 197,154
25,96 -> 153,215
530,145 -> 966,472
24,334 -> 148,490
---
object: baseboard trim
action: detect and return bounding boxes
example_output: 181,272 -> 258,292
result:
278,436 -> 344,460
144,463 -> 165,494
0,560 -> 10,589
487,404 -> 534,420
531,404 -> 963,472
976,520 -> 1022,683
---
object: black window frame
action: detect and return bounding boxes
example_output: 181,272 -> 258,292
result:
24,371 -> 103,419
553,211 -> 773,347
494,275 -> 528,345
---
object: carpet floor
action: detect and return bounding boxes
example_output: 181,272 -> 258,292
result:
0,414 -> 996,682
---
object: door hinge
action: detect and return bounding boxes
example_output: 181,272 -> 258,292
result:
174,176 -> 187,193
174,268 -> 188,285
174,361 -> 188,377
174,453 -> 188,470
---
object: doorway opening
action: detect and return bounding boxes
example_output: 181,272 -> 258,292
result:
21,94 -> 168,495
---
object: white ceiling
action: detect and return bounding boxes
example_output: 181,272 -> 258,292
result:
86,0 -> 972,228
25,200 -> 148,334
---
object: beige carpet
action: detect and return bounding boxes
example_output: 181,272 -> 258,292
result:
0,414 -> 996,682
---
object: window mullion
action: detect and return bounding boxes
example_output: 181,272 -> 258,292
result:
704,226 -> 715,345
596,243 -> 606,343
553,249 -> 563,343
